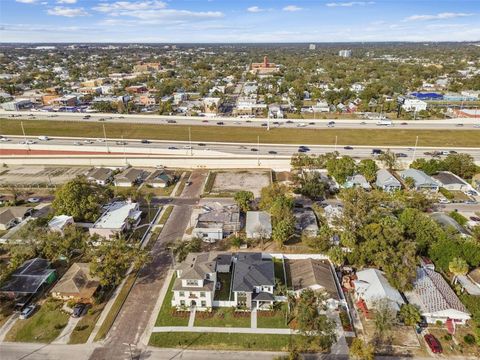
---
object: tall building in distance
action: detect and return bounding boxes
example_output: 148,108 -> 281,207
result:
338,49 -> 352,58
309,44 -> 316,50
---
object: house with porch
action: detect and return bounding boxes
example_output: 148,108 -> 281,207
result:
232,253 -> 275,310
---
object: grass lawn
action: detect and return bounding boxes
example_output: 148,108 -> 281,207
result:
2,119 -> 479,147
68,302 -> 106,344
257,307 -> 289,329
146,184 -> 175,196
213,272 -> 232,301
149,331 -> 294,351
5,298 -> 69,343
273,258 -> 286,288
194,308 -> 251,328
154,273 -> 189,327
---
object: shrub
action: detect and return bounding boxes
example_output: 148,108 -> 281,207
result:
463,334 -> 476,345
444,334 -> 452,341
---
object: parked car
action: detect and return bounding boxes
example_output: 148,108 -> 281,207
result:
72,303 -> 88,318
424,334 -> 442,354
27,197 -> 40,203
470,216 -> 480,222
19,304 -> 37,320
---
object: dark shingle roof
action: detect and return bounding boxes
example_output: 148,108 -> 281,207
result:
232,253 -> 275,292
1,258 -> 55,294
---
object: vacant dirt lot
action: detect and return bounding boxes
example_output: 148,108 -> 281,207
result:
212,170 -> 271,197
0,166 -> 89,186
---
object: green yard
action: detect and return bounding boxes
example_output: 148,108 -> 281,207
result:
194,308 -> 251,328
257,306 -> 290,329
154,273 -> 189,327
273,258 -> 286,288
213,272 -> 232,301
2,119 -> 479,147
5,298 -> 69,343
149,331 -> 294,351
68,302 -> 105,344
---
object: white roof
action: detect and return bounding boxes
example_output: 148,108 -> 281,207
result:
93,201 -> 139,230
246,211 -> 272,234
354,268 -> 405,311
48,215 -> 73,229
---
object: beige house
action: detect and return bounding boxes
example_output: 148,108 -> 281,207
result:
0,207 -> 33,230
51,263 -> 100,303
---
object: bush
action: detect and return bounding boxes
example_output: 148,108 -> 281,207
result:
444,334 -> 452,341
449,211 -> 468,226
463,334 -> 476,345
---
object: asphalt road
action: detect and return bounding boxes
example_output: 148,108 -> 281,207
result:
3,110 -> 480,130
3,135 -> 480,162
89,171 -> 207,360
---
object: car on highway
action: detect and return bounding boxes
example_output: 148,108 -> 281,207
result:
372,149 -> 383,155
141,139 -> 150,144
197,143 -> 206,146
83,115 -> 91,119
216,122 -> 224,125
202,120 -> 209,123
27,197 -> 40,203
168,146 -> 177,150
424,334 -> 442,354
286,120 -> 294,124
167,120 -> 177,124
234,121 -> 241,124
118,116 -> 125,119
268,150 -> 277,154
38,136 -> 49,141
19,304 -> 37,320
96,138 -> 105,142
250,148 -> 258,152
72,303 -> 88,318
83,140 -> 93,144
309,122 -> 315,125
448,150 -> 457,154
464,200 -> 478,205
474,124 -> 480,128
0,136 -> 10,142
98,118 -> 105,121
183,145 -> 192,149
73,141 -> 82,146
395,153 -> 408,158
116,141 -> 128,145
360,121 -> 367,125
343,146 -> 353,150
400,122 -> 408,125
327,121 -> 335,128
245,120 -> 252,123
261,123 -> 268,127
20,140 -> 36,145
455,123 -> 464,127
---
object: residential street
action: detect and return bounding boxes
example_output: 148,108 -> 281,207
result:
89,170 -> 207,360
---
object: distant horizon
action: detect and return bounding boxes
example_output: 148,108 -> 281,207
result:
2,0 -> 480,43
1,41 -> 479,45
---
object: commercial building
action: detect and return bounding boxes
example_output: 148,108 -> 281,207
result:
338,49 -> 352,58
250,56 -> 279,74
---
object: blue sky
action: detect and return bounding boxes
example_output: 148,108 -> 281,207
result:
1,0 -> 479,42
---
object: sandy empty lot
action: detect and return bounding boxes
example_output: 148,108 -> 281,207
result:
212,170 -> 271,197
0,166 -> 89,186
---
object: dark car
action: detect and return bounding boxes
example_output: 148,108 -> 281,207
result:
202,120 -> 209,123
372,149 -> 383,155
116,141 -> 128,145
470,216 -> 480,222
261,123 -> 268,127
167,120 -> 177,124
268,150 -> 277,154
455,123 -> 464,127
72,303 -> 88,318
286,120 -> 294,124
168,146 -> 177,150
298,148 -> 308,153
141,139 -> 150,144
19,304 -> 37,320
198,143 -> 206,146
309,122 -> 315,125
424,334 -> 442,354
246,120 -> 252,123
344,146 -> 353,150
216,122 -> 224,125
250,148 -> 258,152
395,153 -> 408,158
400,122 -> 408,125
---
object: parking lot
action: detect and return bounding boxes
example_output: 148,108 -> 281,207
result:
0,166 -> 89,187
212,170 -> 271,197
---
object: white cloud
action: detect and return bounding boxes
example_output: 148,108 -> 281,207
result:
404,12 -> 474,21
93,1 -> 167,12
326,2 -> 375,7
15,0 -> 39,4
247,6 -> 264,13
47,6 -> 88,17
283,5 -> 302,12
57,0 -> 77,4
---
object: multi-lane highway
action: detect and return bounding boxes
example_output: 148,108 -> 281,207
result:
2,134 -> 480,162
2,110 -> 480,130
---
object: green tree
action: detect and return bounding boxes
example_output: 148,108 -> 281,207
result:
272,218 -> 295,247
349,338 -> 374,360
326,155 -> 356,184
410,158 -> 443,175
357,159 -> 379,183
90,238 -> 150,287
303,225 -> 332,252
373,299 -> 397,343
52,177 -> 112,222
171,237 -> 202,262
145,192 -> 154,221
398,304 -> 421,326
404,176 -> 415,189
442,153 -> 478,179
296,172 -> 329,200
449,257 -> 469,281
327,246 -> 345,267
378,149 -> 397,170
234,190 -> 254,212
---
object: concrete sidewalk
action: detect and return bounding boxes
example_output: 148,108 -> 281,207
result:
152,326 -> 294,335
52,316 -> 81,344
0,314 -> 18,343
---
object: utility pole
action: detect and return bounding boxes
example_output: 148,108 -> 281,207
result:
20,121 -> 30,152
257,135 -> 260,166
188,127 -> 193,156
102,123 -> 109,153
412,135 -> 419,162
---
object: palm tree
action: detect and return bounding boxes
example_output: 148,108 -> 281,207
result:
145,192 -> 154,221
449,257 -> 468,284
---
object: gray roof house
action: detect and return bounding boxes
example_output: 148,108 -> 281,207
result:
192,204 -> 241,243
405,267 -> 471,324
344,174 -> 372,190
432,171 -> 470,191
245,211 -> 272,239
113,168 -> 148,187
431,212 -> 470,238
376,169 -> 401,192
0,206 -> 33,231
400,169 -> 439,191
145,170 -> 175,188
85,168 -> 113,186
232,253 -> 275,310
294,208 -> 319,237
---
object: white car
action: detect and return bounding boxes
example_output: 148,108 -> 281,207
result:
83,140 -> 93,144
27,197 -> 40,203
0,137 -> 10,142
96,138 -> 105,142
21,140 -> 36,145
183,145 -> 192,149
38,136 -> 49,141
73,141 -> 82,146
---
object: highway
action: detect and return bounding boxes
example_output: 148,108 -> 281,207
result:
2,110 -> 480,130
2,134 -> 480,162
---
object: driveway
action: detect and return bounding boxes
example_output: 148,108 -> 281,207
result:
89,170 -> 207,360
52,315 -> 81,344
